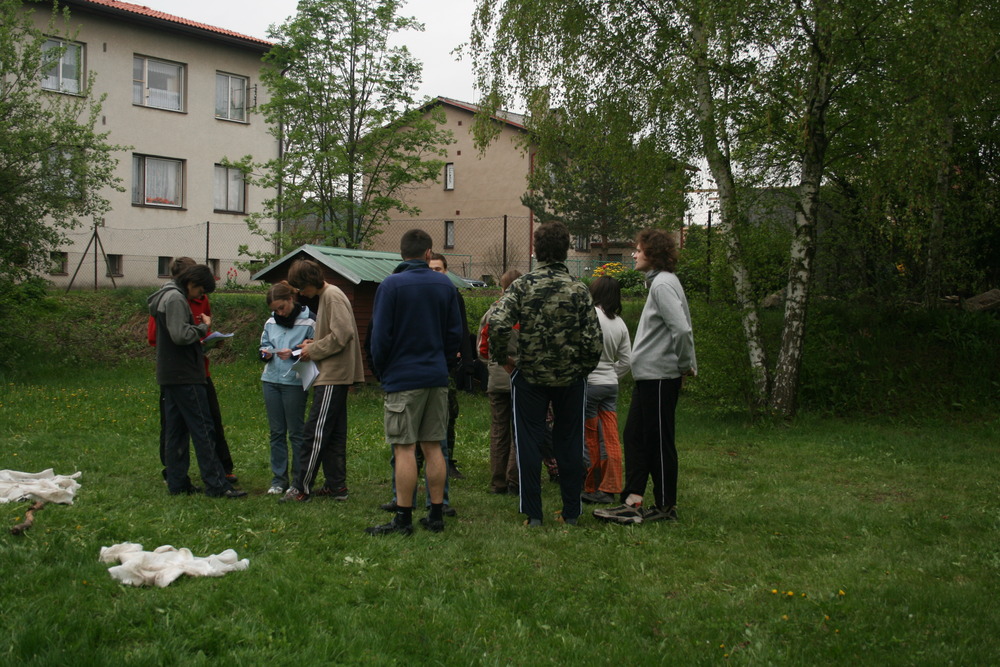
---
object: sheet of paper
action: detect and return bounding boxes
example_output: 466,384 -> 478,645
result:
202,331 -> 234,350
290,357 -> 318,390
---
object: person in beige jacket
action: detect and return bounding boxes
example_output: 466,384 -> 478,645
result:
280,259 -> 365,502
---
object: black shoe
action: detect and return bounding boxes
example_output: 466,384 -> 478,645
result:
442,504 -> 457,517
221,488 -> 247,499
447,462 -> 465,479
316,486 -> 349,501
582,491 -> 616,504
365,518 -> 413,536
168,485 -> 202,496
419,516 -> 445,533
225,473 -> 239,484
380,500 -> 399,512
489,487 -> 508,494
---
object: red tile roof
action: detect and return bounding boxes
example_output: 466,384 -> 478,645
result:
68,0 -> 273,48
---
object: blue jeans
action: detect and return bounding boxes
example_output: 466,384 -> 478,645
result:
263,381 -> 308,489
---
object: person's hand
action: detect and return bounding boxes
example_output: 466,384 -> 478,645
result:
260,349 -> 272,361
277,348 -> 293,360
298,341 -> 312,361
200,314 -> 212,328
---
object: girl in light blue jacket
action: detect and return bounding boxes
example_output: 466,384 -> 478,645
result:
259,282 -> 315,494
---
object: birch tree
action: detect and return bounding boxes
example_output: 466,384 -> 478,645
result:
471,0 -> 890,416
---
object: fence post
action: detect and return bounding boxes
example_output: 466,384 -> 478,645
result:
503,214 -> 508,273
205,220 -> 211,264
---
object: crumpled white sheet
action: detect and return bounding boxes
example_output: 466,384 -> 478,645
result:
0,469 -> 81,504
99,542 -> 250,588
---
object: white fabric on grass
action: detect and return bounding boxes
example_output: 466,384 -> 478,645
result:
99,543 -> 249,588
0,469 -> 81,504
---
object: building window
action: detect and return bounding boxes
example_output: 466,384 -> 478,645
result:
133,155 -> 183,207
215,72 -> 248,121
444,220 -> 455,249
49,251 -> 68,275
574,235 -> 591,251
444,163 -> 455,190
157,256 -> 172,277
41,39 -> 83,94
106,254 -> 123,277
133,56 -> 184,111
214,164 -> 245,213
207,258 -> 220,278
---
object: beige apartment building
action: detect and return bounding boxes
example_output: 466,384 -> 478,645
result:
372,97 -> 640,284
29,0 -> 277,289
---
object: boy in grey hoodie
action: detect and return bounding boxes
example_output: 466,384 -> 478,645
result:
147,264 -> 245,499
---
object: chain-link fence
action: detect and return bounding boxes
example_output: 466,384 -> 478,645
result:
50,219 -> 275,291
375,215 -> 637,284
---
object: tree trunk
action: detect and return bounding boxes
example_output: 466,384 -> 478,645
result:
924,115 -> 954,308
690,19 -> 770,410
769,11 -> 831,418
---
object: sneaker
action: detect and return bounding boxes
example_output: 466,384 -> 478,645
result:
523,518 -> 542,527
267,485 -> 284,495
593,503 -> 644,525
555,511 -> 577,526
581,491 -> 616,504
315,486 -> 349,501
419,516 -> 445,533
279,488 -> 310,503
642,505 -> 678,523
225,473 -> 239,484
380,500 -> 399,512
365,518 -> 413,536
221,489 -> 247,499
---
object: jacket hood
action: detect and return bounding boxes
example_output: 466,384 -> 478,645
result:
147,281 -> 183,315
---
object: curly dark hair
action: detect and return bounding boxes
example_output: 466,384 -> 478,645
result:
533,221 -> 570,263
589,276 -> 622,319
287,259 -> 325,290
176,264 -> 216,293
636,228 -> 678,273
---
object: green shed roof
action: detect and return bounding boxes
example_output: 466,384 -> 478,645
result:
251,244 -> 466,288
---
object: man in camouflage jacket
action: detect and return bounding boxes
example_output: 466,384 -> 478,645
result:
489,221 -> 603,526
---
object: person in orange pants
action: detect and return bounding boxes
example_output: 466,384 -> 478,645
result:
581,277 -> 632,504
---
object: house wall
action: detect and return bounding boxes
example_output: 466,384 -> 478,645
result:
30,3 -> 278,289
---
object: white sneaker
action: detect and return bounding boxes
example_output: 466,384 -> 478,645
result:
267,485 -> 284,495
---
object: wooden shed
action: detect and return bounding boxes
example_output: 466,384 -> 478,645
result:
251,244 -> 466,378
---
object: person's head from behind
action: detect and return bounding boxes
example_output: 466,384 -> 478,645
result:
267,281 -> 298,317
286,259 -> 325,298
589,276 -> 622,319
428,252 -> 448,274
500,269 -> 522,291
176,264 -> 216,300
400,229 -> 433,261
634,228 -> 678,273
169,256 -> 196,278
534,221 -> 570,264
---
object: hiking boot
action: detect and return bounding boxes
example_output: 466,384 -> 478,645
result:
365,518 -> 413,536
279,488 -> 310,503
593,503 -> 644,525
419,516 -> 445,533
581,491 -> 616,504
642,505 -> 678,523
447,462 -> 465,479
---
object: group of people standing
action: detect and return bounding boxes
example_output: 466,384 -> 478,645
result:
146,220 -> 696,533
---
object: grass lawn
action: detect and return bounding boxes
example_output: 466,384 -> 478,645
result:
1,358 -> 998,665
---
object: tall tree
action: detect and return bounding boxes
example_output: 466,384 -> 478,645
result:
471,0 -> 892,417
240,0 -> 454,254
520,93 -> 690,251
0,0 -> 122,282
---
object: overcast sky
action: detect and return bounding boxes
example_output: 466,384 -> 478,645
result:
137,0 -> 479,103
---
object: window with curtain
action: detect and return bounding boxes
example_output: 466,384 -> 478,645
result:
133,56 -> 184,111
132,155 -> 183,207
215,73 -> 248,121
41,39 -> 83,94
444,220 -> 455,249
214,164 -> 245,213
